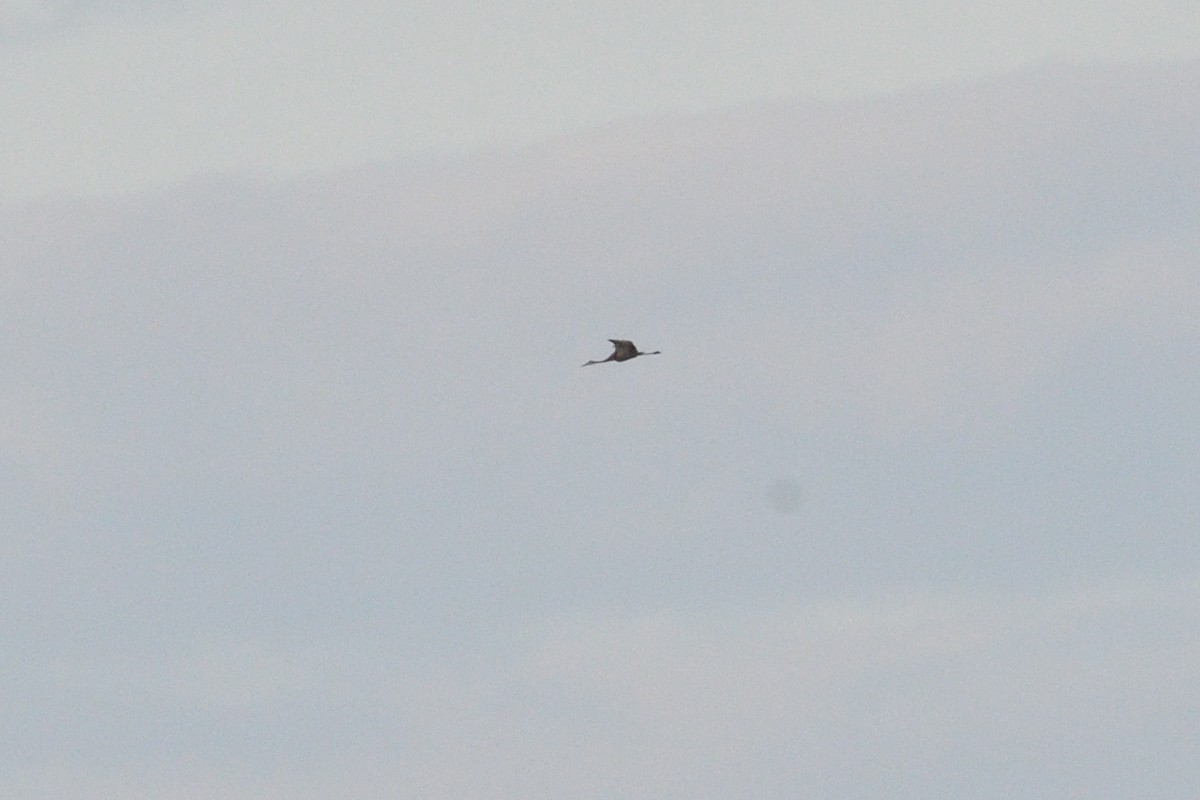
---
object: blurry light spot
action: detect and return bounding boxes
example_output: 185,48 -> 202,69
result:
766,477 -> 803,515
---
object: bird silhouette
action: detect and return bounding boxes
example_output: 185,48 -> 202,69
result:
582,339 -> 661,367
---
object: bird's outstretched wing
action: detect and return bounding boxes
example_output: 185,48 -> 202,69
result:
608,339 -> 636,358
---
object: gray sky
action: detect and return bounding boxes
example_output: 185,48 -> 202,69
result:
3,0 -> 1200,198
3,3 -> 1200,799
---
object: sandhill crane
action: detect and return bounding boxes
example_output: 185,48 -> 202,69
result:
582,339 -> 661,367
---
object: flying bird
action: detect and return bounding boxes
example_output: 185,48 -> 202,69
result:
582,339 -> 661,367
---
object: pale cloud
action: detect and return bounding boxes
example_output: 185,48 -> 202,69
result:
0,384 -> 60,468
0,0 -> 186,41
14,581 -> 1197,799
347,580 -> 1199,799
0,0 -> 57,34
4,1 -> 1199,198
838,238 -> 1200,432
1,59 -> 1196,800
497,581 -> 1200,798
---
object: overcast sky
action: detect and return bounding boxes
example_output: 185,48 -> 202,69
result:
3,0 -> 1200,198
3,3 -> 1200,799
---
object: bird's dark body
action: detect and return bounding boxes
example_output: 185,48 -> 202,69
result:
582,339 -> 661,367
